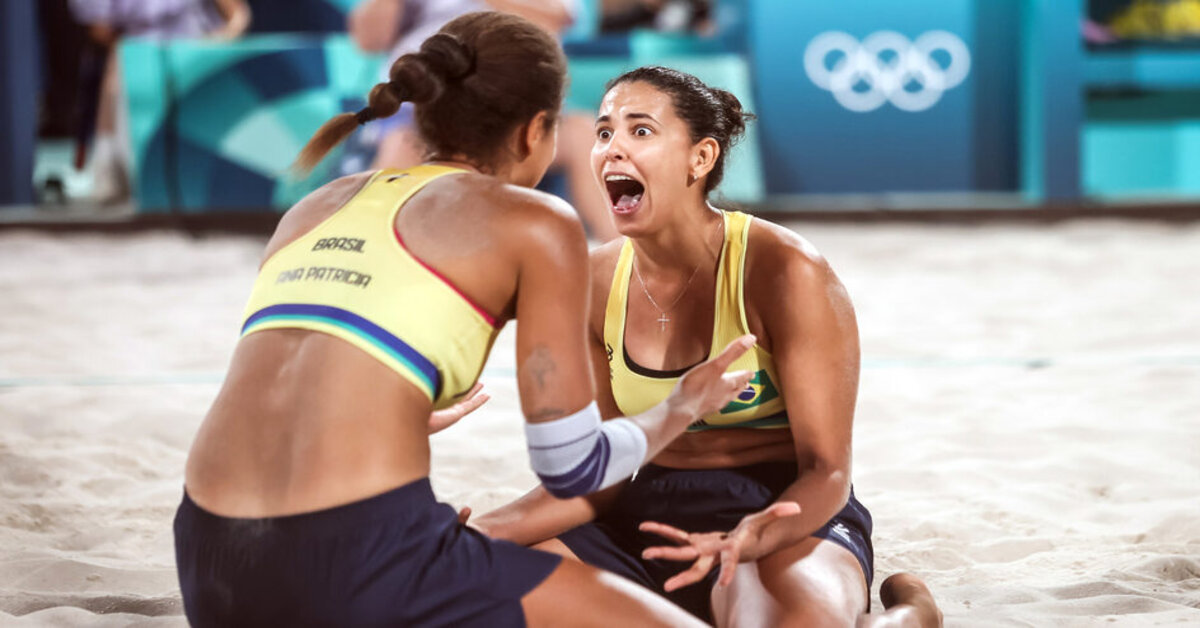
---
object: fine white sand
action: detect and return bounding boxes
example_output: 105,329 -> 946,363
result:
0,220 -> 1197,626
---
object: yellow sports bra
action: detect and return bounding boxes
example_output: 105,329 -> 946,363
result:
240,166 -> 500,409
604,210 -> 789,431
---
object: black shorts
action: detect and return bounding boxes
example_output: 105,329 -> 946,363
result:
558,462 -> 874,623
174,477 -> 561,627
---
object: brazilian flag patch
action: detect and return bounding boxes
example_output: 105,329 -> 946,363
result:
720,370 -> 779,413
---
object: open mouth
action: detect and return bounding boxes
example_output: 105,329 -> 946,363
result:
604,174 -> 645,214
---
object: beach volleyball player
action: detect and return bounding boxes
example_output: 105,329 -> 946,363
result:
471,67 -> 943,627
174,13 -> 756,626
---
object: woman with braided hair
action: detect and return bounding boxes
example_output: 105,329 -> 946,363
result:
175,13 -> 755,626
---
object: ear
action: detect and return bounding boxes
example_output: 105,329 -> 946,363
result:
519,111 -> 553,160
689,137 -> 720,186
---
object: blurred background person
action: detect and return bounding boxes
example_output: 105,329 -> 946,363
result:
68,0 -> 251,205
348,0 -> 619,241
599,0 -> 714,35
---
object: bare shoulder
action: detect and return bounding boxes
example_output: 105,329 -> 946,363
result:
289,171 -> 375,219
475,176 -> 586,243
745,216 -> 837,293
263,171 -> 375,261
588,238 -> 625,287
452,178 -> 590,281
743,216 -> 856,345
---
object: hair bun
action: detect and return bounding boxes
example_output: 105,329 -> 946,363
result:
419,33 -> 474,81
709,87 -> 753,143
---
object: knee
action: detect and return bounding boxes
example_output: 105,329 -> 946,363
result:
773,599 -> 858,628
718,597 -> 855,628
715,576 -> 858,628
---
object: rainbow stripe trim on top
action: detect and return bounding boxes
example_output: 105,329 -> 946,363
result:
242,303 -> 441,399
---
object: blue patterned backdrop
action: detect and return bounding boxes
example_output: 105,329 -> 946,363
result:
119,0 -> 766,212
123,35 -> 380,212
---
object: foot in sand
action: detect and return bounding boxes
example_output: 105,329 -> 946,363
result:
858,573 -> 942,628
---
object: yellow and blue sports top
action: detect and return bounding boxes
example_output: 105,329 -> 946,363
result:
605,210 -> 789,432
240,166 -> 500,410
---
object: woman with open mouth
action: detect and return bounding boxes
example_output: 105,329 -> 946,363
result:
473,66 -> 942,627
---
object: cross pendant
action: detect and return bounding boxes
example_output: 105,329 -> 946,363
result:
657,314 -> 670,331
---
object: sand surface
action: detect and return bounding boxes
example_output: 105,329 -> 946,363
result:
1,220 -> 1197,626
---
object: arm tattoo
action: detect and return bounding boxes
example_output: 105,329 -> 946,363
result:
523,344 -> 557,391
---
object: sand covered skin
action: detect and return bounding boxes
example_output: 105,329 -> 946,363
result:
0,221 -> 1197,626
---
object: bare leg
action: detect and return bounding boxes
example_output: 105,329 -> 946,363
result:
92,47 -> 130,203
856,573 -> 942,628
521,558 -> 705,627
712,537 -> 868,628
554,113 -> 619,242
531,536 -> 583,561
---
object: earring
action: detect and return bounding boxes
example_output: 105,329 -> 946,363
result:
687,173 -> 697,185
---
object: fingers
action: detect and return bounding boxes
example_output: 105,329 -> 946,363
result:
638,520 -> 690,544
746,501 -> 801,530
461,381 -> 484,401
717,546 -> 739,587
642,544 -> 700,561
721,369 -> 753,392
707,334 -> 756,372
457,506 -> 472,524
456,389 -> 491,415
663,554 -> 715,592
430,385 -> 491,433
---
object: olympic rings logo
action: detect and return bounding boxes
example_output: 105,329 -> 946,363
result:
803,31 -> 971,113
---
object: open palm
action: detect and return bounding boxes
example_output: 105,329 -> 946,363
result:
428,382 -> 490,434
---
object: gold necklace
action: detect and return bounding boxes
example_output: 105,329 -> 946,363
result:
631,217 -> 722,332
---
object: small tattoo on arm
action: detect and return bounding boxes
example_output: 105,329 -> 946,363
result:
522,345 -> 557,391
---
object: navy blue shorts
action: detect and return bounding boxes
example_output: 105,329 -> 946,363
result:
174,478 -> 561,627
558,462 -> 874,623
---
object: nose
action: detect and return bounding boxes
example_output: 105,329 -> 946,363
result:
603,140 -> 626,162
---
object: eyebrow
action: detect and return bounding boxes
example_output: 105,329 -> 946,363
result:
595,112 -> 659,125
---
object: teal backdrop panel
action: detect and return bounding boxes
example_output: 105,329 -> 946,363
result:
122,35 -> 383,213
748,0 -> 1008,194
1083,91 -> 1200,197
1083,122 -> 1200,196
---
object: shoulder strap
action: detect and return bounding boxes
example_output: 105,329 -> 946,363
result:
603,239 -> 635,354
712,211 -> 753,347
346,165 -> 467,228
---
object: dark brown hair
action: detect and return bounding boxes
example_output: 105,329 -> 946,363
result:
294,12 -> 567,172
606,66 -> 755,195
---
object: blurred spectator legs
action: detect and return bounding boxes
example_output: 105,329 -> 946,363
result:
89,49 -> 131,204
556,112 -> 618,241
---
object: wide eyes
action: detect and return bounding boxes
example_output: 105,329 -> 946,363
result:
595,126 -> 653,140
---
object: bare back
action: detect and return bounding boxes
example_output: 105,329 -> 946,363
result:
185,168 -> 591,518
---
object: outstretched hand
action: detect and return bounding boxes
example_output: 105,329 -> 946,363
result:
428,382 -> 490,434
669,334 -> 756,420
639,501 -> 801,591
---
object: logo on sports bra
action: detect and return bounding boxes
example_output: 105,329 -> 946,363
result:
606,343 -> 615,380
720,370 -> 779,413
